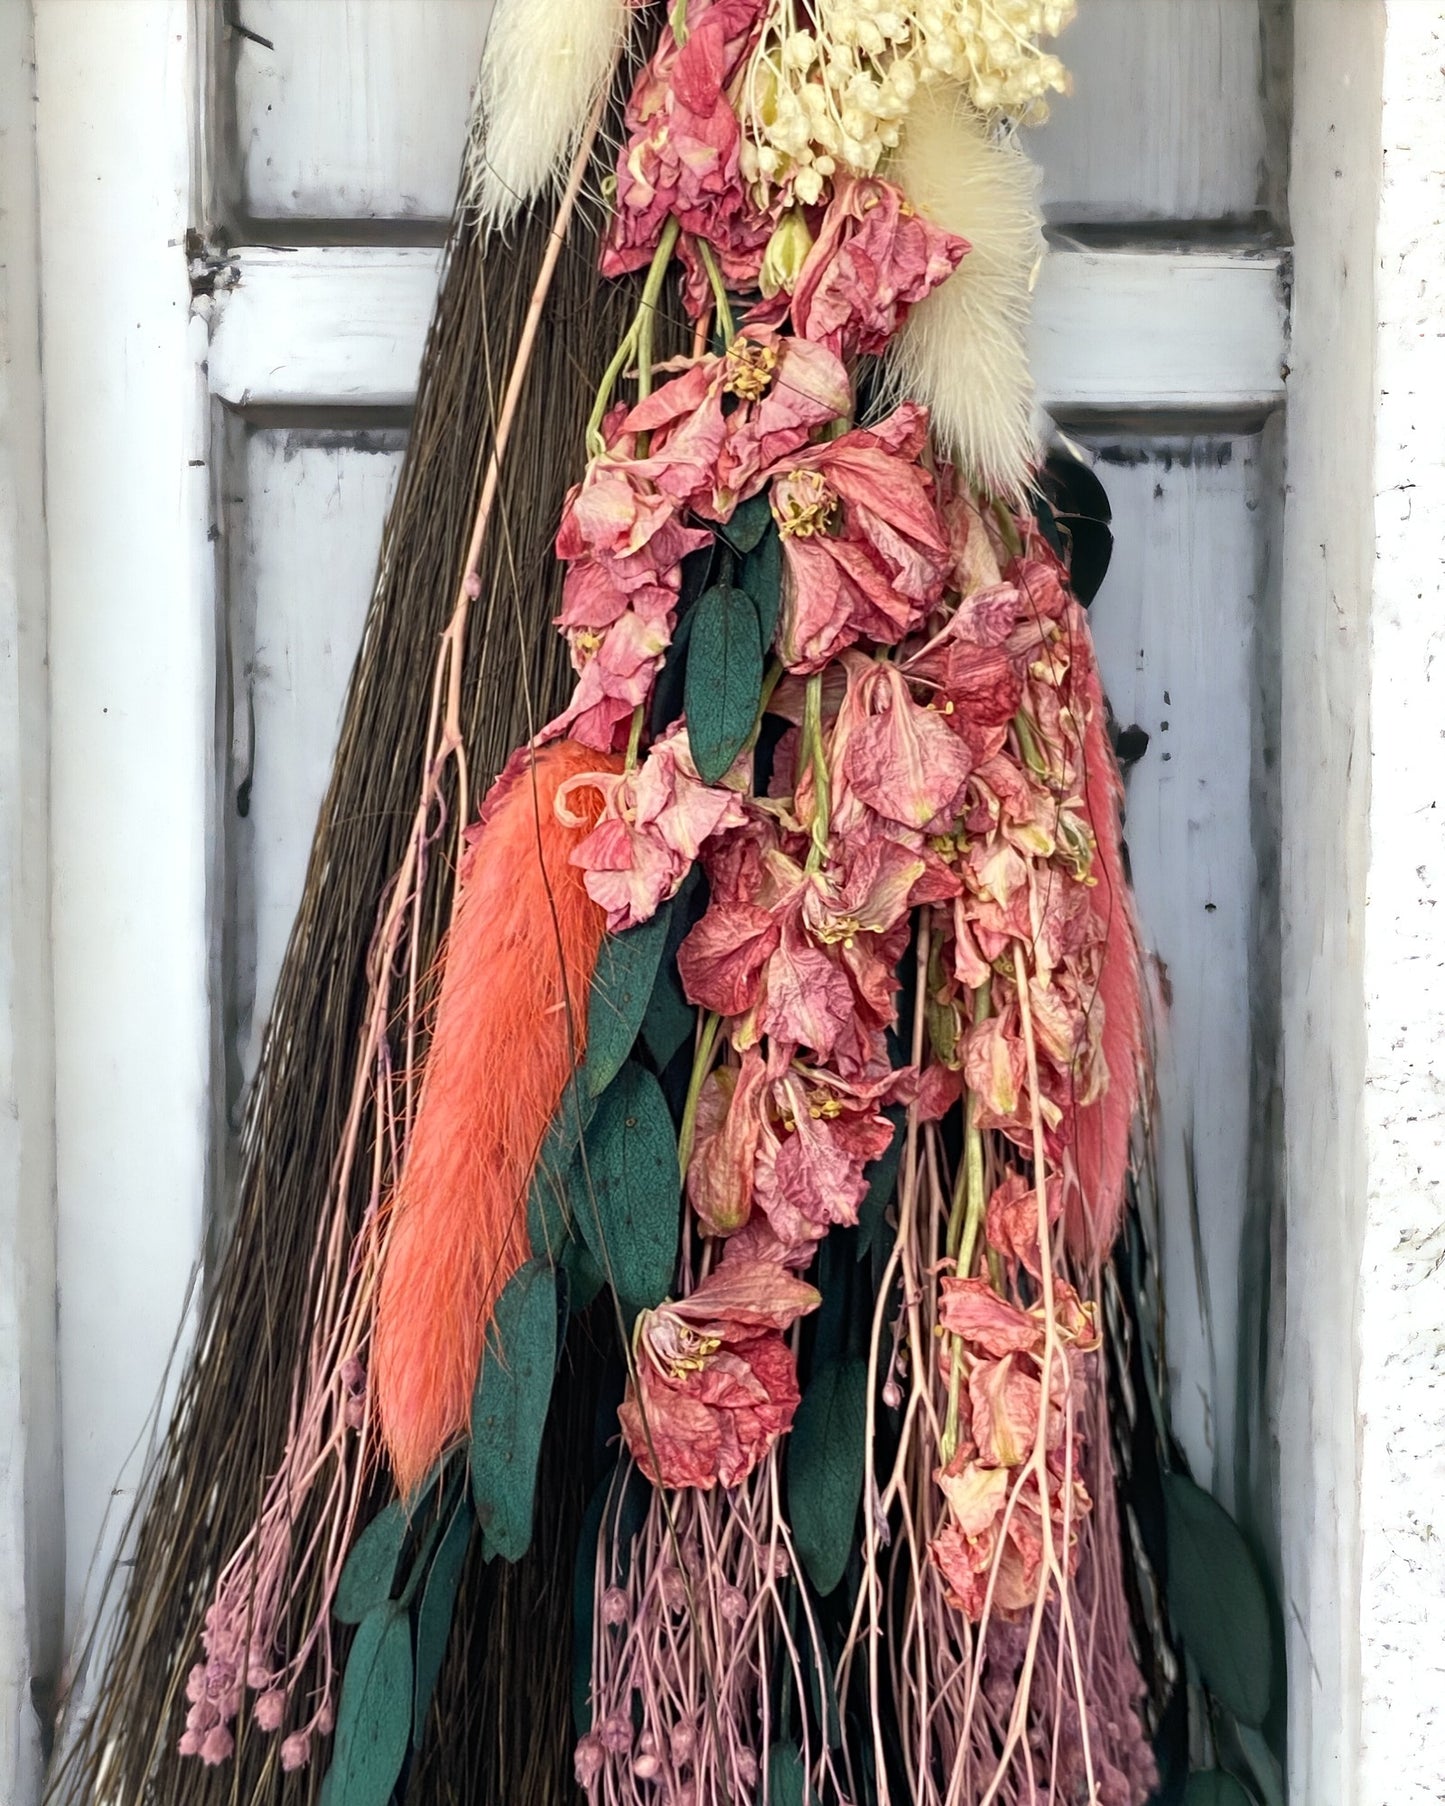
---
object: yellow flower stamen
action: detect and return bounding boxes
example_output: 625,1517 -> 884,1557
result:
776,469 -> 837,538
723,336 -> 778,402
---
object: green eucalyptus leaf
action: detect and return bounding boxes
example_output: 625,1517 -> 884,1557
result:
686,583 -> 763,784
719,491 -> 773,554
325,1602 -> 413,1806
334,1502 -> 407,1626
526,1080 -> 596,1265
738,521 -> 783,653
767,1740 -> 807,1806
1234,1724 -> 1285,1806
411,1493 -> 473,1748
641,960 -> 697,1071
559,1232 -> 605,1314
1182,1772 -> 1255,1806
788,1358 -> 868,1597
470,1259 -> 558,1563
641,869 -> 702,1069
803,1637 -> 844,1751
587,905 -> 673,1100
577,1063 -> 679,1312
1163,1471 -> 1273,1726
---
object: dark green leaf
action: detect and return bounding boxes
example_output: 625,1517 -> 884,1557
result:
719,491 -> 773,554
641,962 -> 696,1070
559,1233 -> 605,1314
1183,1772 -> 1255,1806
587,904 -> 672,1100
334,1502 -> 407,1625
411,1494 -> 473,1748
325,1603 -> 413,1806
526,1080 -> 596,1264
650,606 -> 695,737
470,1259 -> 558,1562
802,1637 -> 844,1751
1163,1471 -> 1273,1725
767,1740 -> 807,1806
856,1107 -> 906,1258
739,522 -> 783,652
686,583 -> 763,784
577,1063 -> 679,1312
1040,451 -> 1112,607
642,868 -> 703,1069
788,1359 -> 868,1596
1234,1724 -> 1284,1806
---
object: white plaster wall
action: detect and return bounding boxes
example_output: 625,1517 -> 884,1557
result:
1357,5 -> 1445,1796
0,4 -> 61,1796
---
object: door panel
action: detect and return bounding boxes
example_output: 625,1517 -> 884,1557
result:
232,0 -> 496,221
228,0 -> 1272,225
1085,433 -> 1276,1500
1034,0 -> 1271,223
196,0 -> 1289,1633
220,424 -> 405,1099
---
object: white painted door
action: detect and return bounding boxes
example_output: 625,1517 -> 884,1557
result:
206,0 -> 1290,1517
24,0 -> 1292,1791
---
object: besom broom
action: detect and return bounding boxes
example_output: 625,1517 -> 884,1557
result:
46,4 -> 1277,1803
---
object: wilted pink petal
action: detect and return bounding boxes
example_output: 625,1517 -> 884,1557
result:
843,666 -> 975,831
563,724 -> 747,930
672,1257 -> 820,1334
677,901 -> 780,1015
937,1276 -> 1040,1357
970,1352 -> 1043,1466
916,1063 -> 963,1121
619,1263 -> 816,1488
781,175 -> 968,355
936,1455 -> 1011,1536
773,408 -> 950,672
758,931 -> 856,1060
985,1168 -> 1062,1278
687,1052 -> 768,1236
961,1011 -> 1028,1128
602,0 -> 776,309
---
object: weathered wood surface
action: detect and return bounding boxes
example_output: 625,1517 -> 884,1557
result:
230,0 -> 1269,225
207,243 -> 1289,414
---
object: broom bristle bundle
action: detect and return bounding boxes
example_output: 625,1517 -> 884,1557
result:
375,740 -> 619,1499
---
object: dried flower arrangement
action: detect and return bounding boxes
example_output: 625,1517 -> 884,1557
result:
47,6 -> 1283,1806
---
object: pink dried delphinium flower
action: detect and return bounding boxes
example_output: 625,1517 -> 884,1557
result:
603,0 -> 777,311
617,1258 -> 818,1489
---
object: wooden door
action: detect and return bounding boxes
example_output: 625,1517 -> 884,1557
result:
37,0 -> 1292,1740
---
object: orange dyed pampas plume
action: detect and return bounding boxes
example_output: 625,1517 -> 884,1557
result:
374,738 -> 620,1497
1070,628 -> 1143,1259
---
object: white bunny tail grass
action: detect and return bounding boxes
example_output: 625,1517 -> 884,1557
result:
465,0 -> 630,230
886,84 -> 1044,500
